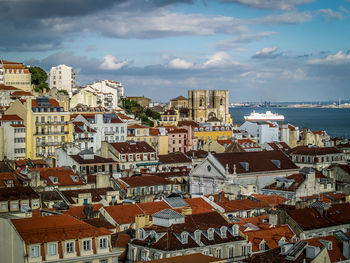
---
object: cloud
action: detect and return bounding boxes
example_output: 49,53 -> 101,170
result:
340,6 -> 350,14
167,58 -> 194,69
202,52 -> 236,68
252,46 -> 282,59
308,51 -> 350,65
318,9 -> 343,20
214,31 -> 278,51
99,55 -> 130,70
250,12 -> 312,24
221,0 -> 315,10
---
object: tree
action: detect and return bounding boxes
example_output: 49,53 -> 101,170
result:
29,66 -> 49,92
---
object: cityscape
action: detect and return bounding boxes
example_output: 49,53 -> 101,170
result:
1,1 -> 350,263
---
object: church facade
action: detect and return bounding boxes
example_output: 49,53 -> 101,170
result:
188,90 -> 231,124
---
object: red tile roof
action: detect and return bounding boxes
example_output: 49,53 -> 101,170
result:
11,214 -> 111,244
263,173 -> 305,192
0,172 -> 21,187
31,99 -> 60,108
30,167 -> 85,187
251,194 -> 288,206
145,253 -> 221,263
177,120 -> 200,127
70,154 -> 116,165
245,225 -> 295,252
214,151 -> 298,174
0,84 -> 20,91
287,203 -> 350,230
0,186 -> 39,201
159,152 -> 191,164
289,146 -> 342,156
64,204 -> 103,219
118,175 -> 173,188
0,114 -> 23,121
110,141 -> 156,154
184,198 -> 216,214
128,124 -> 148,129
216,199 -> 270,213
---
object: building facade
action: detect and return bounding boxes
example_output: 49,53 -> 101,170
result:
0,60 -> 31,92
49,64 -> 76,97
188,90 -> 231,124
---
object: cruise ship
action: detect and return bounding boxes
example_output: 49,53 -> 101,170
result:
244,111 -> 285,121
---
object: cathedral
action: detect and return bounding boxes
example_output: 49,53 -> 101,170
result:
188,90 -> 231,124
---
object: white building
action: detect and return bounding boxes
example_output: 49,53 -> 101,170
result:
83,80 -> 124,110
0,114 -> 26,160
49,64 -> 76,97
71,113 -> 127,152
239,121 -> 279,145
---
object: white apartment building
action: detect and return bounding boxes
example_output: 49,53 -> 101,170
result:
72,113 -> 127,152
0,114 -> 26,160
49,64 -> 76,97
83,80 -> 124,110
239,121 -> 279,145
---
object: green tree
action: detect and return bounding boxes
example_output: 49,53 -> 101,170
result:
29,66 -> 49,92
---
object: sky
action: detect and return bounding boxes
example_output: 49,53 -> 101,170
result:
1,0 -> 350,102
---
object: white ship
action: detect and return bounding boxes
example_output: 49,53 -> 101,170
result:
244,111 -> 284,121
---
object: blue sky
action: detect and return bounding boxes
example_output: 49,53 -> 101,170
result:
1,0 -> 350,102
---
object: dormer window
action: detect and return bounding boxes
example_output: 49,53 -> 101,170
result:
83,239 -> 91,251
233,225 -> 239,236
220,226 -> 227,238
181,232 -> 188,244
30,245 -> 40,258
99,237 -> 108,249
259,240 -> 266,251
239,162 -> 249,171
138,229 -> 145,240
207,228 -> 214,240
271,160 -> 281,168
194,230 -> 201,242
48,243 -> 57,256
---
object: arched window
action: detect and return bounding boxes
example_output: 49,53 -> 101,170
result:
207,228 -> 214,240
181,232 -> 188,244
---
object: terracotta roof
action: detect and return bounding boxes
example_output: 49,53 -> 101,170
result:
116,113 -> 133,120
213,151 -> 298,174
132,212 -> 244,251
0,186 -> 39,201
336,164 -> 350,175
289,146 -> 342,156
245,225 -> 295,252
30,167 -> 85,187
0,172 -> 21,187
166,128 -> 187,134
263,173 -> 305,192
267,142 -> 291,151
84,218 -> 115,229
128,124 -> 148,129
11,214 -> 111,244
0,114 -> 23,121
299,193 -> 346,204
145,253 -> 221,263
11,91 -> 33,97
236,215 -> 271,231
64,204 -> 103,219
149,128 -> 160,136
245,246 -> 307,263
287,203 -> 350,231
177,120 -> 200,127
184,198 -> 216,214
61,187 -> 114,204
110,141 -> 156,154
216,199 -> 269,213
251,194 -> 288,206
103,201 -> 171,224
159,152 -> 191,164
113,233 -> 131,248
70,154 -> 116,165
0,84 -> 20,91
185,150 -> 209,159
118,175 -> 173,188
32,99 -> 60,108
217,139 -> 233,146
304,235 -> 346,263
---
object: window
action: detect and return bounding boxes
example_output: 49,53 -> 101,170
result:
229,247 -> 234,258
48,243 -> 57,256
30,245 -> 40,258
216,248 -> 222,258
66,241 -> 74,253
83,240 -> 91,251
99,238 -> 108,249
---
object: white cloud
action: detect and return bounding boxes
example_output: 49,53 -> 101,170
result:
202,52 -> 236,68
251,12 -> 312,24
168,58 -> 194,69
318,9 -> 343,20
340,6 -> 350,14
99,54 -> 130,70
252,46 -> 281,59
308,51 -> 350,65
222,0 -> 315,10
214,31 -> 278,51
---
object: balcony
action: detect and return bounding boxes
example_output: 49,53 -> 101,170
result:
104,131 -> 114,135
34,131 -> 69,135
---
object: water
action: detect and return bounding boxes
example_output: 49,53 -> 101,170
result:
229,107 -> 350,138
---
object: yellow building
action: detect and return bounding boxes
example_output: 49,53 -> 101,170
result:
70,89 -> 98,109
6,96 -> 73,159
194,126 -> 233,143
158,109 -> 179,126
127,124 -> 168,155
0,60 -> 31,92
